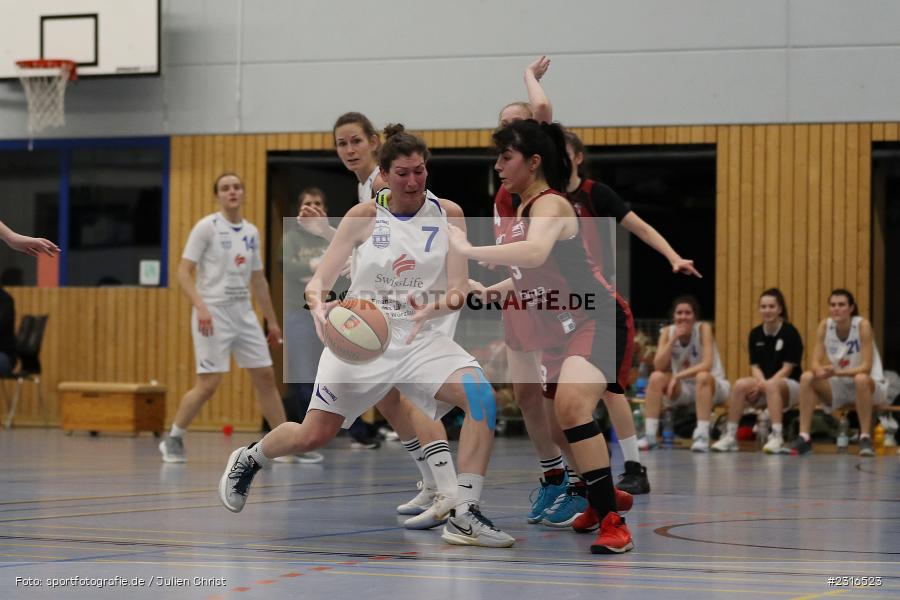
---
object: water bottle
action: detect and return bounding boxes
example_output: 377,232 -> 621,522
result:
756,410 -> 770,450
836,416 -> 849,453
635,363 -> 650,398
662,409 -> 675,449
873,422 -> 886,455
632,407 -> 645,439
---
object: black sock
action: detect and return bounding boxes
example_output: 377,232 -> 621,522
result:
582,466 -> 616,519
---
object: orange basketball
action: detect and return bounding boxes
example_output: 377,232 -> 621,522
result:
322,298 -> 391,364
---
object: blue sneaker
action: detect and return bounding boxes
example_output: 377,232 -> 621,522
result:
541,488 -> 589,528
527,475 -> 568,524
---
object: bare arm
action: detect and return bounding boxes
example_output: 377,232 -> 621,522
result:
305,204 -> 373,313
177,259 -> 206,310
674,322 -> 715,380
525,56 -> 553,123
449,196 -> 570,268
768,363 -> 796,382
249,270 -> 279,328
750,365 -> 767,382
653,327 -> 675,373
0,220 -> 59,257
811,320 -> 830,377
620,212 -> 701,277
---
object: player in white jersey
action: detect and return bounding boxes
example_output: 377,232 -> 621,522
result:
220,126 -> 514,548
159,173 -> 321,464
790,289 -> 888,457
640,296 -> 731,452
296,112 -> 458,528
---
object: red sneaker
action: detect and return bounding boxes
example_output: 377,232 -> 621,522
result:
590,512 -> 634,554
572,488 -> 633,533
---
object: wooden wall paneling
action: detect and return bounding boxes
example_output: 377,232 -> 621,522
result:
884,122 -> 898,141
763,126 -> 780,292
738,126 -> 754,375
778,125 -> 795,329
792,126 -> 810,364
857,125 -> 872,317
806,125 -> 823,347
714,127 -> 729,377
821,125 -> 835,297
726,126 -> 742,378
844,125 -> 860,308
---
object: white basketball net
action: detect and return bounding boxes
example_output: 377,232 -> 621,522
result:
17,63 -> 74,135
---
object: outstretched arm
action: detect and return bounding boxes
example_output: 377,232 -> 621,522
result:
620,212 -> 701,277
0,221 -> 59,257
525,56 -> 553,123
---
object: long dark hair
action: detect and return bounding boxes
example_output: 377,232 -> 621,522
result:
760,287 -> 790,322
829,288 -> 860,316
378,124 -> 430,171
333,111 -> 378,140
563,129 -> 585,179
492,119 -> 571,193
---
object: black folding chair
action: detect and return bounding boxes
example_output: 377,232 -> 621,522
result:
1,315 -> 48,429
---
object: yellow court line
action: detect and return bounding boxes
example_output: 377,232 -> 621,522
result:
788,591 -> 847,600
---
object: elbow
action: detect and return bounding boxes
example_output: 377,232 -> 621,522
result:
518,247 -> 549,269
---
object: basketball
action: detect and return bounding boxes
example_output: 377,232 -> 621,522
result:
322,298 -> 391,364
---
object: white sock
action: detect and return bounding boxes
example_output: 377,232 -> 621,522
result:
169,424 -> 187,438
455,473 -> 484,511
645,418 -> 659,439
422,440 -> 457,496
619,435 -> 640,464
771,423 -> 783,437
566,467 -> 582,486
401,438 -> 436,488
726,422 -> 738,437
247,441 -> 271,468
696,420 -> 710,437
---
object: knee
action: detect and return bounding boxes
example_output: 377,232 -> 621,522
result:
762,379 -> 780,395
853,373 -> 872,389
735,377 -> 755,394
800,371 -> 815,387
554,391 -> 591,429
695,371 -> 713,386
648,371 -> 667,388
513,382 -> 543,412
460,370 -> 497,428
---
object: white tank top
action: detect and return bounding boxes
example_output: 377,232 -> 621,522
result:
825,316 -> 885,382
357,166 -> 380,203
666,322 -> 726,380
348,195 -> 449,338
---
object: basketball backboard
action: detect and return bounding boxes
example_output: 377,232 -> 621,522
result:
0,0 -> 159,79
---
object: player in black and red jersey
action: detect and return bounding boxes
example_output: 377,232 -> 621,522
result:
450,119 -> 634,554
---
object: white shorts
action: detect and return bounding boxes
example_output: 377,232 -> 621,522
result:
308,323 -> 479,428
673,377 -> 731,407
191,302 -> 272,373
748,378 -> 800,408
828,376 -> 888,409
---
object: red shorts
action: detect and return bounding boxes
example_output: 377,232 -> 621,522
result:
540,303 -> 634,400
501,307 -> 541,352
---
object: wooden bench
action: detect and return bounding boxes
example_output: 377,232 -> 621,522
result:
59,382 -> 167,436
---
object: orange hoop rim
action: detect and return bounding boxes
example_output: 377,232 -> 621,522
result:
16,59 -> 78,81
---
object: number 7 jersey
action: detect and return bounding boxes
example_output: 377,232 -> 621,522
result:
348,194 -> 449,336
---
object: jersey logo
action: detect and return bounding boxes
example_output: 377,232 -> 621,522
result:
234,254 -> 246,267
373,222 -> 391,248
220,240 -> 232,250
775,338 -> 784,351
839,358 -> 850,369
512,222 -> 525,238
393,254 -> 416,276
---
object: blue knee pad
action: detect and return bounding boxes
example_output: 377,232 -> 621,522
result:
462,370 -> 496,431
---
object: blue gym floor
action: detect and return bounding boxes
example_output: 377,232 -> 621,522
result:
0,430 -> 897,599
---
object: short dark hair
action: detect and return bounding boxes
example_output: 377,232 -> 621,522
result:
760,287 -> 790,322
213,172 -> 242,195
298,187 -> 327,208
492,119 -> 571,193
378,124 -> 430,171
829,288 -> 859,316
671,294 -> 702,320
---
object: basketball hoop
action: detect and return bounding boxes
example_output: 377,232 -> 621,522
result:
15,59 -> 77,140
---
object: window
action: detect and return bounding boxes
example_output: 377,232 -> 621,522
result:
0,138 -> 168,287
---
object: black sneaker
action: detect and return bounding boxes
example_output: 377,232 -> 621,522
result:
617,461 -> 651,495
789,436 -> 813,455
858,437 -> 874,457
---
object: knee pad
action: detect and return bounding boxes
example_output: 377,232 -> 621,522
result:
462,370 -> 496,431
564,420 -> 601,444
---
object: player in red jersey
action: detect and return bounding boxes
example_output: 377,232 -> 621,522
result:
450,119 -> 634,554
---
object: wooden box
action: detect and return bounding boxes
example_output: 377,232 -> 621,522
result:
59,382 -> 167,435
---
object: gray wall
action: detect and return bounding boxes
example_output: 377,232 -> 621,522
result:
2,0 -> 900,140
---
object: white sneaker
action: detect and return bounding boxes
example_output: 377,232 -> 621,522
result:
404,493 -> 454,530
396,481 -> 436,515
637,436 -> 658,451
711,434 -> 737,452
762,434 -> 783,454
273,452 -> 324,464
441,504 -> 515,548
691,431 -> 710,453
